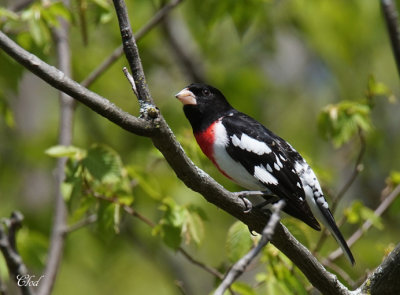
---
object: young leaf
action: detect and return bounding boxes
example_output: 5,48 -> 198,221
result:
153,198 -> 185,250
231,282 -> 257,295
82,144 -> 123,183
318,101 -> 371,147
45,145 -> 86,159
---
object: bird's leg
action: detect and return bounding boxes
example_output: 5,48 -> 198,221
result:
253,194 -> 281,210
233,191 -> 277,214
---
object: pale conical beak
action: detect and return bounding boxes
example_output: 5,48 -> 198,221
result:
175,88 -> 197,105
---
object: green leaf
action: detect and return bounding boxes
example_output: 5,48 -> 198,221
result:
153,198 -> 185,250
387,170 -> 400,186
231,282 -> 257,295
226,221 -> 253,263
45,145 -> 86,159
82,144 -> 123,183
345,201 -> 383,230
367,75 -> 396,104
318,101 -> 371,147
183,206 -> 205,246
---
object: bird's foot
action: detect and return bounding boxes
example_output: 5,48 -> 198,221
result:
235,193 -> 253,213
233,191 -> 279,213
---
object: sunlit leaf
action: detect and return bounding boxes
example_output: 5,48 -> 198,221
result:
345,200 -> 383,230
45,145 -> 86,159
231,282 -> 257,295
318,101 -> 371,147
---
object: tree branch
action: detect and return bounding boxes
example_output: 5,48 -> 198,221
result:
0,31 -> 155,137
38,8 -> 71,294
0,212 -> 34,295
214,200 -> 285,295
360,243 -> 400,295
3,2 -> 399,292
327,183 -> 400,262
381,0 -> 400,78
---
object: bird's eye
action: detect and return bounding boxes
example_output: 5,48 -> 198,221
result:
202,89 -> 210,96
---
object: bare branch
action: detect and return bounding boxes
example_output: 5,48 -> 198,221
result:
63,215 -> 97,234
359,243 -> 400,295
122,67 -> 139,98
81,0 -> 183,88
381,0 -> 400,78
0,31 -> 155,137
328,184 -> 400,262
177,248 -> 224,280
313,130 -> 365,256
112,0 -> 154,106
214,200 -> 285,295
0,212 -> 34,295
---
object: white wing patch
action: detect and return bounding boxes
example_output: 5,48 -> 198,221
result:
213,122 -> 265,190
231,133 -> 272,155
254,165 -> 278,185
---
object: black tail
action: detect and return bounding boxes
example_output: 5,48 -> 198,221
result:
319,206 -> 355,265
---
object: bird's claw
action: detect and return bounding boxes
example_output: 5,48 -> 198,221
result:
235,193 -> 253,213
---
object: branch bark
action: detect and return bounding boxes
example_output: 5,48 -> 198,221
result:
360,243 -> 400,295
214,200 -> 285,295
0,31 -> 154,136
381,0 -> 400,78
0,212 -> 34,295
1,2 -> 399,293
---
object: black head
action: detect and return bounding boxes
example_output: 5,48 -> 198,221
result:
175,83 -> 233,132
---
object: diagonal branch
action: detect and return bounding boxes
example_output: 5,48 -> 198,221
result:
327,183 -> 400,262
381,0 -> 400,78
214,200 -> 286,295
0,31 -> 155,137
360,243 -> 400,295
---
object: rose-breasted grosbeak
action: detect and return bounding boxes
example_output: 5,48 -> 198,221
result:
176,83 -> 355,265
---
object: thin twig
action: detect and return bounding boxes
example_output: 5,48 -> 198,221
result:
112,0 -> 154,106
177,248 -> 224,280
381,0 -> 400,78
327,184 -> 400,262
63,215 -> 97,234
123,67 -> 139,98
312,130 -> 366,255
81,0 -> 183,88
323,260 -> 356,288
332,130 -> 366,212
214,200 -> 286,295
88,188 -> 227,282
174,280 -> 187,295
0,212 -> 34,295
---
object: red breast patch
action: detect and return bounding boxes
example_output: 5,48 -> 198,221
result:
194,121 -> 232,179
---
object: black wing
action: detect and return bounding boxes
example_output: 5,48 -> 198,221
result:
222,112 -> 321,230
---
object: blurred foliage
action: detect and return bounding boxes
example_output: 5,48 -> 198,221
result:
1,0 -> 400,294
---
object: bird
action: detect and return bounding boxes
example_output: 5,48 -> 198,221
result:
175,83 -> 355,265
